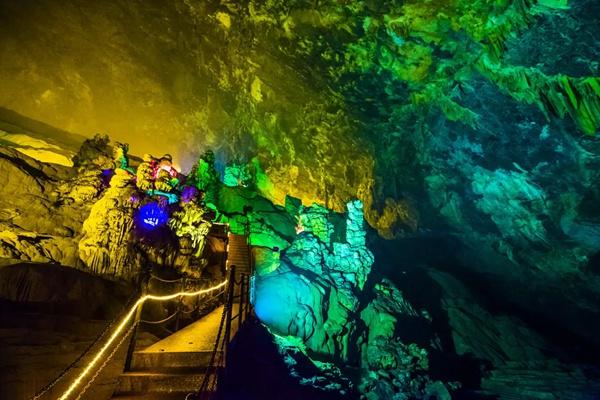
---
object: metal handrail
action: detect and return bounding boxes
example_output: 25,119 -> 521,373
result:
45,225 -> 249,400
149,273 -> 212,284
187,264 -> 254,400
123,275 -> 226,371
148,274 -> 184,283
140,310 -> 181,325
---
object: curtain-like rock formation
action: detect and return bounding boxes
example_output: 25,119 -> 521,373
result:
78,169 -> 138,279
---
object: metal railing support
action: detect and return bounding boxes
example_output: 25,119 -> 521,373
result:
174,276 -> 186,331
123,275 -> 148,372
244,275 -> 250,320
224,265 -> 236,350
238,273 -> 246,332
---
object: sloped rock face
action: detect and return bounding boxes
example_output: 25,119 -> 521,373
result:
428,269 -> 600,399
0,147 -> 96,266
0,262 -> 130,316
0,262 -> 132,400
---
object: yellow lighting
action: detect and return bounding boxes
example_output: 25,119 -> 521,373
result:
58,279 -> 228,400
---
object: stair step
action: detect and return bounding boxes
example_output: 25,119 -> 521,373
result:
131,351 -> 221,370
112,393 -> 202,400
116,371 -> 217,393
112,392 -> 217,400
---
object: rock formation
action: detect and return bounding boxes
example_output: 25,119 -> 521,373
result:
1,0 -> 600,398
78,169 -> 138,279
246,199 -> 448,398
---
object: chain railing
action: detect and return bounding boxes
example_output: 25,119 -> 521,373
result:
122,272 -> 226,372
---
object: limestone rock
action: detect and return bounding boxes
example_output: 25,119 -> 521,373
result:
429,269 -> 548,366
78,169 -> 139,280
252,246 -> 280,276
255,200 -> 375,363
254,262 -> 324,343
0,148 -> 46,198
169,202 -> 212,258
0,148 -> 89,267
55,170 -> 103,204
359,280 -> 435,399
298,204 -> 333,246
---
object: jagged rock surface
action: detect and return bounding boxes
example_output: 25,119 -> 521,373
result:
247,199 -> 448,398
0,147 -> 94,267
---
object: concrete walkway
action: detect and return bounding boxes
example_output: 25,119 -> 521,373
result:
111,305 -> 239,399
141,306 -> 226,354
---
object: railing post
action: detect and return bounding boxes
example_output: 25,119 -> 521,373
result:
193,281 -> 201,321
124,274 -> 148,371
238,273 -> 246,331
246,228 -> 253,321
246,232 -> 252,274
223,228 -> 230,278
244,275 -> 251,320
174,276 -> 186,331
224,265 -> 235,350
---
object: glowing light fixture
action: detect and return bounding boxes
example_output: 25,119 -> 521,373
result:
57,279 -> 228,400
137,202 -> 169,229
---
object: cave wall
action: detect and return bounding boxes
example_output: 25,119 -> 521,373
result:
0,0 -> 414,235
1,0 -> 598,238
1,1 -> 600,398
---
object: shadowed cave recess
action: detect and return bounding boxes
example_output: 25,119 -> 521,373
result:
1,0 -> 600,399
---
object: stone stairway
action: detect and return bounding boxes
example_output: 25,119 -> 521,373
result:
110,233 -> 250,400
111,306 -> 228,400
226,234 -> 252,280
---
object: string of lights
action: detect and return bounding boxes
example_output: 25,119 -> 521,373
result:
30,293 -> 139,400
57,279 -> 228,400
74,323 -> 137,400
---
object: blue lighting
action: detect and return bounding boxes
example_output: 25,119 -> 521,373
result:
137,202 -> 169,229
